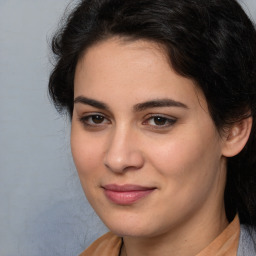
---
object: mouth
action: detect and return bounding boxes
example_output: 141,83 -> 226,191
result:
102,184 -> 156,205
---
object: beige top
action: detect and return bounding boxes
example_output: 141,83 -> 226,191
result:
80,215 -> 240,256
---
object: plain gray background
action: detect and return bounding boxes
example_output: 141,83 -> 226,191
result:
0,1 -> 255,256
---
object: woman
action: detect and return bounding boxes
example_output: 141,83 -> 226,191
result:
48,0 -> 256,255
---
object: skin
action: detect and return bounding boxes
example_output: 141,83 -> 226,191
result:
71,38 -> 230,256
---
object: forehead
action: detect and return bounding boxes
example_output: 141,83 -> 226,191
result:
76,38 -> 169,81
74,37 -> 208,112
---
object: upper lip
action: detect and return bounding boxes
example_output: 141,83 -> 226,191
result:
102,184 -> 156,191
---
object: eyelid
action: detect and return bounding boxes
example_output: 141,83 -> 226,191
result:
77,112 -> 176,130
142,114 -> 177,128
78,112 -> 111,127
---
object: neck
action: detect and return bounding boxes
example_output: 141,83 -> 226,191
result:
121,207 -> 228,256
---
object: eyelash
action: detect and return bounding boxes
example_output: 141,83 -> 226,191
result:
142,114 -> 177,129
79,113 -> 111,128
78,113 -> 177,130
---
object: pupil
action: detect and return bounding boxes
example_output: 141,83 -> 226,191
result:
92,115 -> 104,124
154,117 -> 166,125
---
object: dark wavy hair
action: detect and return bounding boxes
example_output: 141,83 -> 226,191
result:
49,0 -> 256,226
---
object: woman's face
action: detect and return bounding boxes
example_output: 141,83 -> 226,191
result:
71,38 -> 227,238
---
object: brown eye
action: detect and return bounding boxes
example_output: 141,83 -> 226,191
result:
153,117 -> 168,126
91,115 -> 105,124
143,115 -> 177,129
79,113 -> 110,128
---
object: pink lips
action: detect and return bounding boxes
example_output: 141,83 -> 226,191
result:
102,184 -> 156,205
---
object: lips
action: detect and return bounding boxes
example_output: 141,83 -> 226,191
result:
102,184 -> 156,205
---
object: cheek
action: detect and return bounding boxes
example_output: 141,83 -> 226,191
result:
147,134 -> 223,222
148,128 -> 222,190
70,125 -> 104,181
71,130 -> 106,210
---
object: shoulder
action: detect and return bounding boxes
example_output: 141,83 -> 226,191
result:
79,232 -> 122,256
237,225 -> 256,256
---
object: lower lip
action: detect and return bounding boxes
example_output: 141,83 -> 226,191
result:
103,189 -> 155,205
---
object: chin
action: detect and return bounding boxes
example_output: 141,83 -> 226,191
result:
109,226 -> 153,238
100,214 -> 162,238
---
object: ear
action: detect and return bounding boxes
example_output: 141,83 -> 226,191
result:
222,117 -> 252,157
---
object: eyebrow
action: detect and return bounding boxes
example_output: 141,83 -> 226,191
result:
133,99 -> 188,111
74,96 -> 110,111
74,96 -> 188,112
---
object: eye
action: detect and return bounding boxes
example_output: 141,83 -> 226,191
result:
89,115 -> 105,124
143,115 -> 176,128
79,113 -> 110,127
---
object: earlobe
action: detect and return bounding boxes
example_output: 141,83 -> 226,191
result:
222,117 -> 252,157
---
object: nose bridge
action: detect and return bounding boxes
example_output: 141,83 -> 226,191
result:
104,124 -> 144,173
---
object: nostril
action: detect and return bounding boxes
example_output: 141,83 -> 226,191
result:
104,151 -> 144,173
103,129 -> 145,173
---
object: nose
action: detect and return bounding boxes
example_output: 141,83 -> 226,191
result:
104,127 -> 144,173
